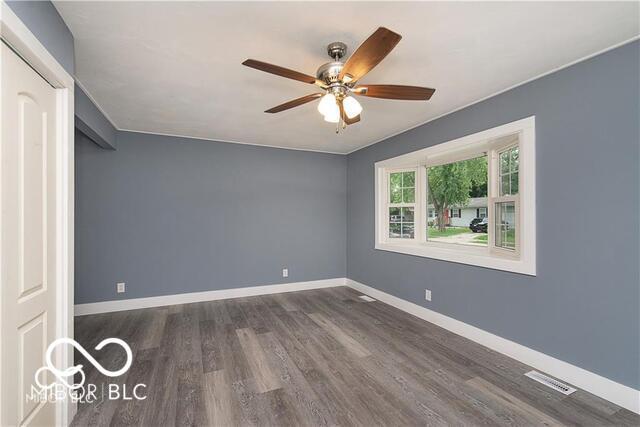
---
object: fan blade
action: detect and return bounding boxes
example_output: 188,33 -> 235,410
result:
265,93 -> 323,113
339,27 -> 402,83
243,59 -> 317,84
338,100 -> 361,125
353,84 -> 435,100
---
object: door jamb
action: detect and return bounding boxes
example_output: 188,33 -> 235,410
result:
0,2 -> 75,425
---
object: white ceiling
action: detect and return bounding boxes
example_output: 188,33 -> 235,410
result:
55,1 -> 639,154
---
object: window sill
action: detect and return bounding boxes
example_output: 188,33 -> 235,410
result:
375,241 -> 536,276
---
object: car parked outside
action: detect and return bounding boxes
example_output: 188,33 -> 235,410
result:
469,217 -> 488,233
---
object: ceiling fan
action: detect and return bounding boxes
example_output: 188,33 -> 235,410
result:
242,27 -> 436,133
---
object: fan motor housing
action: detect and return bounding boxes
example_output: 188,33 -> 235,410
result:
316,61 -> 344,85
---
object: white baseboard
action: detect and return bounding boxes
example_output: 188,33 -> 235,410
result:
345,278 -> 640,414
74,278 -> 346,316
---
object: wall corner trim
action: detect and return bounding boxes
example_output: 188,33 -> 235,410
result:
74,278 -> 346,316
345,278 -> 640,414
75,116 -> 116,150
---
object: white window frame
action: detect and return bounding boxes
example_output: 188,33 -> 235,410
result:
490,144 -> 520,254
382,167 -> 424,242
374,117 -> 536,275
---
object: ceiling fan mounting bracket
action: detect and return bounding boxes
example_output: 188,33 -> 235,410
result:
327,42 -> 347,60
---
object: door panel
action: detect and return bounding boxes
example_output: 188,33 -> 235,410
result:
18,313 -> 47,422
2,42 -> 58,427
20,95 -> 47,300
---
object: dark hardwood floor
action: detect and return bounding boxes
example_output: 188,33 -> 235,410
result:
72,287 -> 638,426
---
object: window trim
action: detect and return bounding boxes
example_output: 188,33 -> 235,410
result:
383,167 -> 423,242
374,116 -> 536,276
488,143 -> 521,256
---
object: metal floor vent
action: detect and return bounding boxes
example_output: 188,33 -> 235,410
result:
525,371 -> 576,395
358,295 -> 376,302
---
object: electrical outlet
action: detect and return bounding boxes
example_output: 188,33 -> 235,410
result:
282,268 -> 288,278
117,282 -> 126,293
425,289 -> 432,301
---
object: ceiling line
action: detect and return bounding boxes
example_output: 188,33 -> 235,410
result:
344,35 -> 640,156
116,128 -> 347,155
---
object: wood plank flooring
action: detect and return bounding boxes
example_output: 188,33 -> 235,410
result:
72,287 -> 638,426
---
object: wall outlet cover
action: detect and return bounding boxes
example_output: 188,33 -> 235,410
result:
425,289 -> 432,301
117,282 -> 126,293
282,268 -> 289,278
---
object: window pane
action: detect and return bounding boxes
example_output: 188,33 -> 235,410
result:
402,171 -> 415,187
389,207 -> 401,222
402,223 -> 415,238
495,201 -> 516,250
389,223 -> 401,238
511,171 -> 519,194
401,207 -> 414,222
389,207 -> 415,239
390,188 -> 402,203
500,151 -> 510,174
501,174 -> 510,196
390,173 -> 402,203
390,172 -> 402,188
426,154 -> 488,247
403,187 -> 415,203
499,146 -> 519,196
511,147 -> 519,172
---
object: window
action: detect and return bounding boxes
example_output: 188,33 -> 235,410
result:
426,154 -> 487,247
375,117 -> 536,275
387,171 -> 416,239
492,145 -> 519,251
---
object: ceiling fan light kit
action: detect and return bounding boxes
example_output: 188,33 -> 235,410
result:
242,27 -> 436,134
318,93 -> 338,116
342,96 -> 362,119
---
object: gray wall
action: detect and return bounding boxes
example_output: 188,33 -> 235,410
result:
75,131 -> 347,304
75,86 -> 117,149
6,0 -> 74,75
347,41 -> 640,389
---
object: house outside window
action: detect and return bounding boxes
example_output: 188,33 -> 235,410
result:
375,117 -> 536,275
